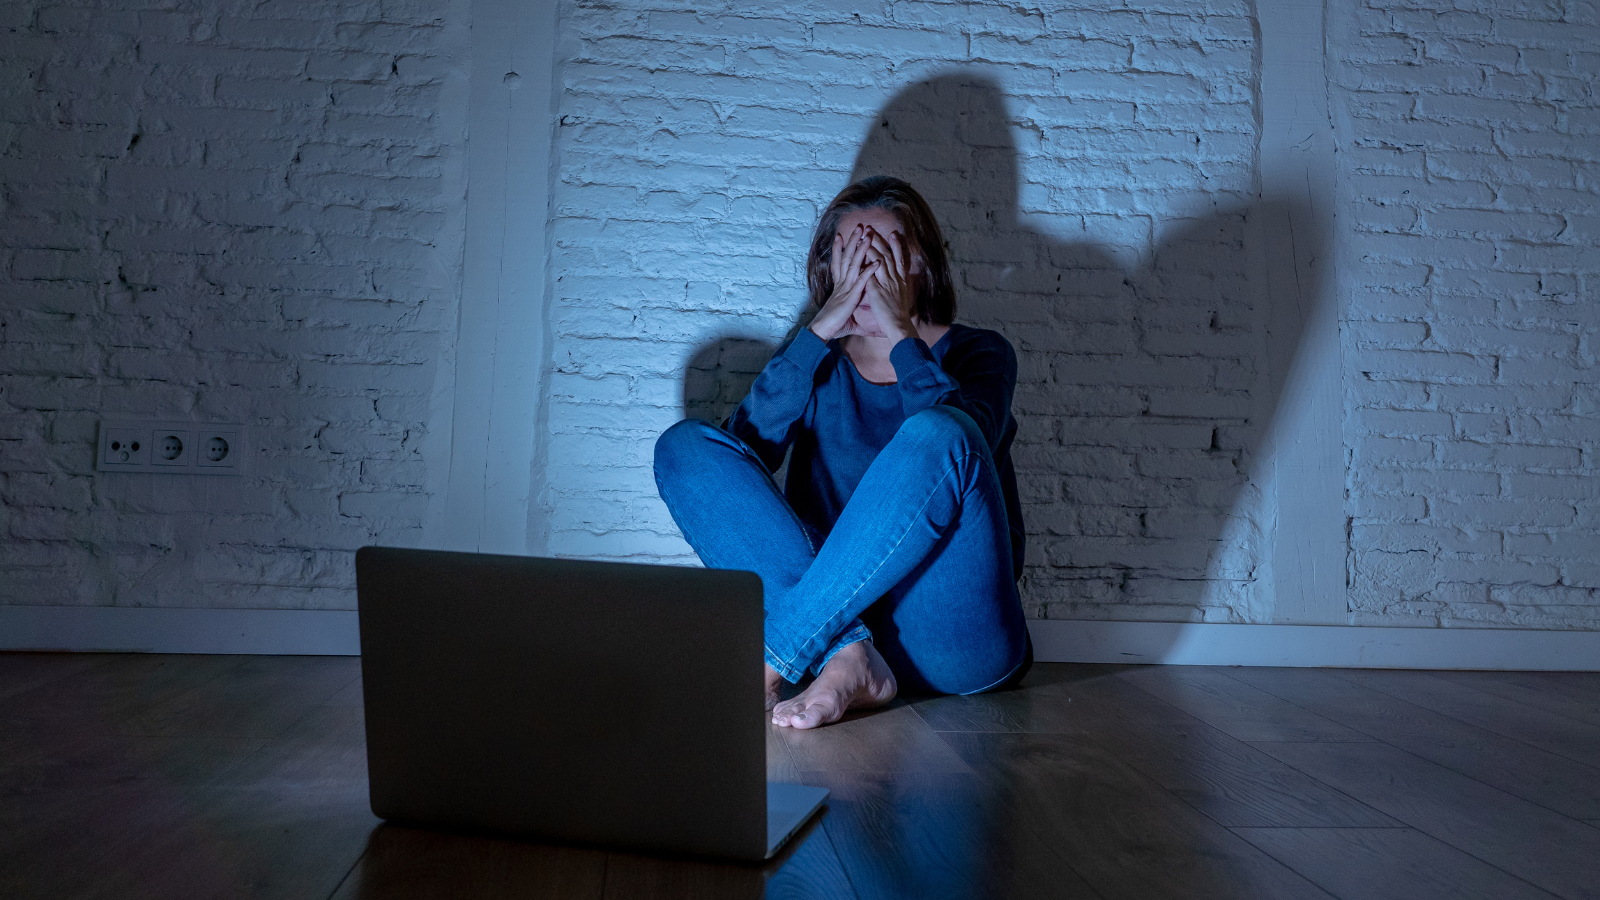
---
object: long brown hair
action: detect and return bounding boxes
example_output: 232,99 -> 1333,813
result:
806,176 -> 956,325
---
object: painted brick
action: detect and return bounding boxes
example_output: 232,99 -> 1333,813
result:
9,0 -> 1594,633
545,0 -> 1266,620
0,0 -> 460,612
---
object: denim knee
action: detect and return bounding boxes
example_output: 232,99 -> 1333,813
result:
895,405 -> 984,456
653,417 -> 723,483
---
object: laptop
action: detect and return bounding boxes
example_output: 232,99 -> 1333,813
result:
354,546 -> 829,861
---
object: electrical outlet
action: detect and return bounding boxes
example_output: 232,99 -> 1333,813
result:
97,421 -> 244,475
196,430 -> 238,469
101,427 -> 148,467
150,430 -> 191,467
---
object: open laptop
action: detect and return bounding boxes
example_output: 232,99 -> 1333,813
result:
354,546 -> 829,862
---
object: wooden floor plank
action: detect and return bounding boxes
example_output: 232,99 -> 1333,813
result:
906,663 -> 1129,734
938,732 -> 1335,900
745,811 -> 861,900
0,659 -> 259,777
323,672 -> 366,708
0,651 -> 112,702
598,853 -> 770,900
327,824 -> 607,900
1231,826 -> 1563,900
11,654 -> 1600,899
0,654 -> 244,749
805,769 -> 1102,900
0,660 -> 271,899
1432,670 -> 1600,728
4,660 -> 370,900
761,720 -> 862,898
767,719 -> 803,783
124,655 -> 360,738
1335,668 -> 1600,769
1116,666 -> 1373,742
776,698 -> 971,776
0,718 -> 258,799
778,698 -> 1015,897
1249,740 -> 1600,900
602,811 -> 857,900
1478,671 -> 1600,700
0,759 -> 259,900
1226,667 -> 1600,819
914,668 -> 1398,828
67,702 -> 377,900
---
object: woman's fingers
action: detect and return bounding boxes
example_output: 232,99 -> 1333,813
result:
841,241 -> 880,295
863,236 -> 909,309
863,272 -> 900,337
862,230 -> 890,273
847,257 -> 880,305
832,226 -> 856,287
844,224 -> 871,282
864,229 -> 903,281
886,229 -> 913,278
815,250 -> 878,341
819,223 -> 913,342
865,244 -> 915,329
868,259 -> 899,305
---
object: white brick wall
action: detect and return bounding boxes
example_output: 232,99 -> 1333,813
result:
544,0 -> 1270,623
0,0 -> 463,609
4,0 -> 1594,633
1338,0 -> 1600,629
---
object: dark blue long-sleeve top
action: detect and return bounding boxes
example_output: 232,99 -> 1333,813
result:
724,324 -> 1025,581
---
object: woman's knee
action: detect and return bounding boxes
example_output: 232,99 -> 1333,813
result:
959,632 -> 1032,696
886,638 -> 1026,696
928,631 -> 1030,696
653,418 -> 724,479
896,405 -> 984,455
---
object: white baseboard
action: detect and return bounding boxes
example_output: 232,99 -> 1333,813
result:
1029,619 -> 1600,671
0,606 -> 360,655
3,606 -> 1597,670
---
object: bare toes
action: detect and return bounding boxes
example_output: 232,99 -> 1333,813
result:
771,698 -> 804,726
788,702 -> 836,729
779,693 -> 842,729
773,695 -> 832,728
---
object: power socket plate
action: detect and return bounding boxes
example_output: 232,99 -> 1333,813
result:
97,421 -> 245,476
101,426 -> 149,467
150,430 -> 191,467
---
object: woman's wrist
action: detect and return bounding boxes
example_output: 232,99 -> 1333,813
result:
881,317 -> 916,345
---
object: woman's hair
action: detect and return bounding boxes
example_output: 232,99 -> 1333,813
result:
806,175 -> 956,325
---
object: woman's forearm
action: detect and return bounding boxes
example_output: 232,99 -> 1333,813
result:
724,329 -> 833,471
891,336 -> 1015,454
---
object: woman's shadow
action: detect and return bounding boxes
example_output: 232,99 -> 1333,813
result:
683,72 -> 1298,625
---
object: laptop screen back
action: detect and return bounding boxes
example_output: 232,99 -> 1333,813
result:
356,547 -> 769,860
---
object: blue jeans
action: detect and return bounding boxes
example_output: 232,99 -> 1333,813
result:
653,406 -> 1031,695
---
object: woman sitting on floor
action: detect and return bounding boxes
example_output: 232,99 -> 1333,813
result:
654,175 -> 1031,729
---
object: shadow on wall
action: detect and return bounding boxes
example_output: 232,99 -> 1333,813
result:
682,72 -> 1325,628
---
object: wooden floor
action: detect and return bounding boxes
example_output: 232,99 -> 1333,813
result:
3,655 -> 1600,900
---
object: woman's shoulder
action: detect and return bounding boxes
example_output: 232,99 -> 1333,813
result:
943,323 -> 1017,359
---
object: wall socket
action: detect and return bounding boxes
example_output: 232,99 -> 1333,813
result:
98,421 -> 245,476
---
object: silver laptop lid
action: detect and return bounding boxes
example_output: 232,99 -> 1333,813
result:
356,547 -> 770,860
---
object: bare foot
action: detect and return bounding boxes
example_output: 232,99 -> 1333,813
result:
771,640 -> 896,729
764,662 -> 784,711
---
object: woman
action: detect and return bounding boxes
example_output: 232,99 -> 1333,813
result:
654,176 -> 1030,729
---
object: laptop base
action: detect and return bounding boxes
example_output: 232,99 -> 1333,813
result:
765,783 -> 829,858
